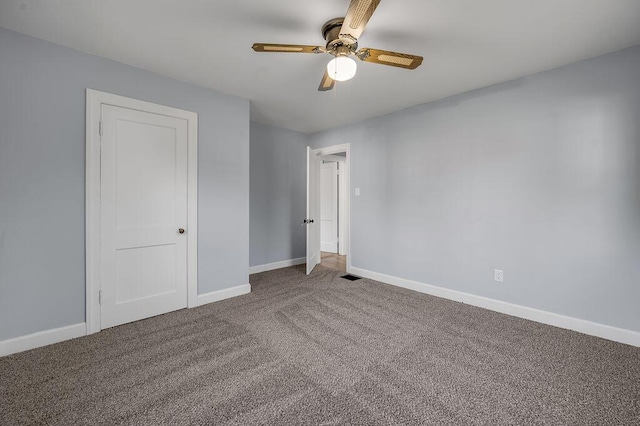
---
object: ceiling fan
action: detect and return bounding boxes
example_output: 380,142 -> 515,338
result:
252,0 -> 423,91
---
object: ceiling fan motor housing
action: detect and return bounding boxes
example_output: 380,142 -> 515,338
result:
322,18 -> 357,54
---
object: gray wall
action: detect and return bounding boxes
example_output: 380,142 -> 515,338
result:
0,27 -> 250,341
250,122 -> 307,267
308,45 -> 640,333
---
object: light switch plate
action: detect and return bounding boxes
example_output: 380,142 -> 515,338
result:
355,187 -> 360,196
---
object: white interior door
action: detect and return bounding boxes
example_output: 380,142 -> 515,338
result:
320,162 -> 338,253
306,147 -> 321,275
100,105 -> 188,328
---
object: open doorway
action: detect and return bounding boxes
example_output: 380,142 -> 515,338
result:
320,154 -> 347,272
305,143 -> 350,275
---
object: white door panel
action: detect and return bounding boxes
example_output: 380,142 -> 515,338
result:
116,244 -> 176,303
306,147 -> 321,275
100,105 -> 188,328
320,162 -> 338,253
115,121 -> 179,225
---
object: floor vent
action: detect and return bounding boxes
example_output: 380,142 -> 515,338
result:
341,274 -> 362,281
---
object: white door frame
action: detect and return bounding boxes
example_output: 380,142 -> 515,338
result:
337,160 -> 347,256
85,89 -> 198,335
313,143 -> 351,273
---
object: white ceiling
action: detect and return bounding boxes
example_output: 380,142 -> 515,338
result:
2,0 -> 640,133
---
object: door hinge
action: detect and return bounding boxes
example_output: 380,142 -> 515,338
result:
98,120 -> 103,137
98,290 -> 103,305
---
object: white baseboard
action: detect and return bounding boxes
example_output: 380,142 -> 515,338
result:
1,283 -> 252,357
0,323 -> 87,357
249,257 -> 305,274
197,283 -> 251,307
350,267 -> 640,347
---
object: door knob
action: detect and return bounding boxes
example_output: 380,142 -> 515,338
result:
302,219 -> 314,225
178,228 -> 185,234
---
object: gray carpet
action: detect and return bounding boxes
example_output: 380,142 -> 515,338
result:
1,265 -> 639,425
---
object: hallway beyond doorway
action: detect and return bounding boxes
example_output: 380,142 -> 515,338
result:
321,252 -> 346,272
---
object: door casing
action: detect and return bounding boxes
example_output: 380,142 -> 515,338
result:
85,89 -> 198,335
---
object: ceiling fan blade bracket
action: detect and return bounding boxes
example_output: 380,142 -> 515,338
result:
355,48 -> 371,61
338,34 -> 358,46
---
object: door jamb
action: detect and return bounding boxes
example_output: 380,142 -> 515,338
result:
312,143 -> 351,273
85,89 -> 198,335
337,161 -> 347,256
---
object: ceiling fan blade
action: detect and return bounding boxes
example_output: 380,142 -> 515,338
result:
339,0 -> 381,44
356,48 -> 423,69
252,43 -> 324,54
318,69 -> 335,92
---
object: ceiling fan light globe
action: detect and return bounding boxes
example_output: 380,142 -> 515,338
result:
327,56 -> 357,82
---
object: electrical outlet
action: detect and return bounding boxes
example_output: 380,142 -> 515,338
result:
494,269 -> 504,283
